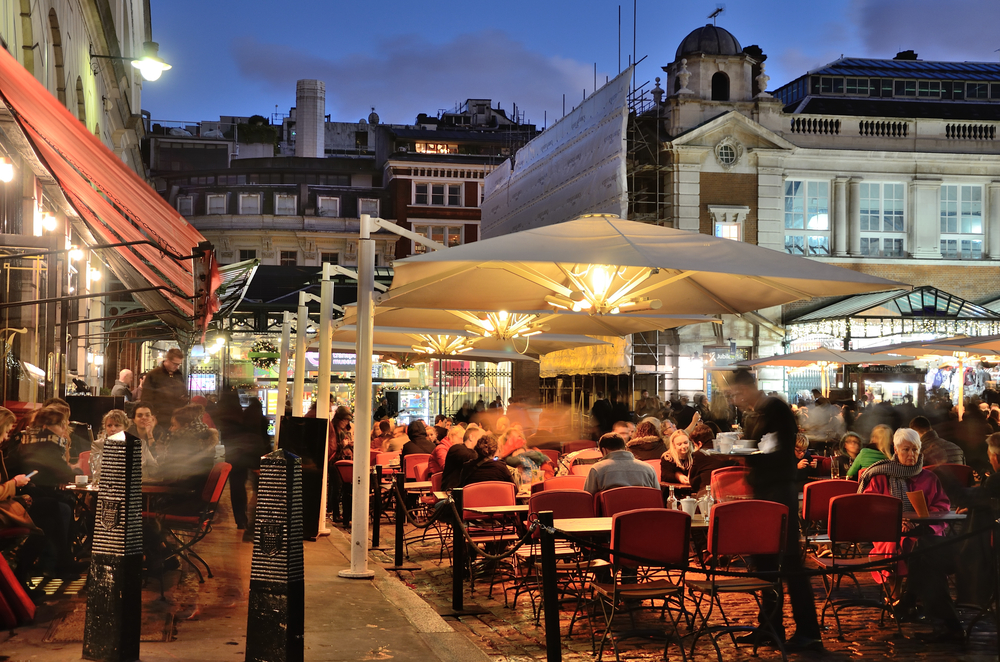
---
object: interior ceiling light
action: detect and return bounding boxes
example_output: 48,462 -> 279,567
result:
450,310 -> 548,341
547,264 -> 662,315
409,334 -> 478,356
41,212 -> 57,232
0,157 -> 13,183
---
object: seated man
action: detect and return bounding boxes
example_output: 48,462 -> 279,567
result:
909,416 -> 965,466
456,433 -> 513,487
583,432 -> 659,494
441,426 -> 483,490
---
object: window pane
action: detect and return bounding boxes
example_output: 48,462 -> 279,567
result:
784,236 -> 804,255
447,227 -> 462,247
415,184 -> 427,205
448,184 -> 461,206
807,236 -> 830,256
431,184 -> 444,206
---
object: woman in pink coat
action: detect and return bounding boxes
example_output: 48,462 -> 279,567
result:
859,427 -> 961,642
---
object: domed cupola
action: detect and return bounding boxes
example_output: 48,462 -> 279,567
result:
675,24 -> 742,60
664,24 -> 756,103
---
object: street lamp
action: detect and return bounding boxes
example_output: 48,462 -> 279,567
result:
90,41 -> 172,82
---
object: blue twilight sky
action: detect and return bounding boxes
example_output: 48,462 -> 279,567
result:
143,0 -> 1000,128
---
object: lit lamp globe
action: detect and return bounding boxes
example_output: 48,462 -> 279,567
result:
132,42 -> 171,82
0,157 -> 13,183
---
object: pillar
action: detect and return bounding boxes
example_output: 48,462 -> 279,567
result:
987,182 -> 1000,259
848,178 -> 862,256
910,180 -> 942,259
834,177 -> 848,256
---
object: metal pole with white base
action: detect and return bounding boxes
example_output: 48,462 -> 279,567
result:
292,293 -> 309,417
316,264 -> 335,536
340,215 -> 376,579
274,311 -> 292,445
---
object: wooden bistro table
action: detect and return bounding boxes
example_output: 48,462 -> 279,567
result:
554,513 -> 708,536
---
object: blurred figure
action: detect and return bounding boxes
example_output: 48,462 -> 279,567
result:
457,433 -> 514,487
111,369 -> 133,401
327,406 -> 354,523
162,404 -> 216,491
591,391 -> 613,436
846,425 -> 892,479
373,420 -> 393,452
143,348 -> 188,421
0,407 -> 44,587
401,420 -> 435,456
625,419 -> 666,460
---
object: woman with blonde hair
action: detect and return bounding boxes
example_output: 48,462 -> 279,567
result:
846,424 -> 893,480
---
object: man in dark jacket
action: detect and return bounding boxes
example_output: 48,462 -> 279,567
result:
401,420 -> 435,457
441,426 -> 483,490
110,369 -> 133,401
457,433 -> 514,487
142,348 -> 188,422
730,369 -> 822,653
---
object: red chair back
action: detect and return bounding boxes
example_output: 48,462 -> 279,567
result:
710,466 -> 752,502
369,450 -> 379,467
570,464 -> 594,476
708,500 -> 788,557
644,459 -> 661,481
413,461 -> 431,482
563,440 -> 597,453
461,481 -> 516,520
403,453 -> 431,480
430,472 -> 443,491
78,450 -> 92,477
335,459 -> 354,483
928,463 -> 974,488
817,455 -> 832,476
374,451 -> 398,469
597,485 -> 664,517
539,448 -> 561,465
827,493 -> 902,544
541,475 -> 587,492
802,478 -> 859,523
611,508 -> 691,569
201,462 -> 233,505
529,489 -> 595,519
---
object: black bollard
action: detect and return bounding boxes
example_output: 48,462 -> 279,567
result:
995,515 -> 1000,655
245,450 -> 304,662
538,511 -> 562,662
371,465 -> 387,550
384,474 -> 419,571
438,487 -> 487,618
83,436 -> 142,662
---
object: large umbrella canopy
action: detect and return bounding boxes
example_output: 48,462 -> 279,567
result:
335,304 -> 719,338
738,348 -> 916,367
378,215 -> 907,315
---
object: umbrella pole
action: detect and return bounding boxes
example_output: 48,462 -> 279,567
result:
957,357 -> 965,421
293,293 -> 308,415
274,310 -> 292,445
317,264 -> 335,536
341,214 -> 375,578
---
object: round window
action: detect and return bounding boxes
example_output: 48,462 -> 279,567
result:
717,144 -> 737,165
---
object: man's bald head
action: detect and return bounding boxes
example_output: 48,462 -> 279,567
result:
119,369 -> 133,385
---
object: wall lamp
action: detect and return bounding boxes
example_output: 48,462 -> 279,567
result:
89,41 -> 172,82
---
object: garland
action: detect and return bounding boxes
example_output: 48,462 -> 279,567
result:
250,339 -> 279,370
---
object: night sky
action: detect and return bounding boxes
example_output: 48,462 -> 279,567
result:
143,0 -> 1000,128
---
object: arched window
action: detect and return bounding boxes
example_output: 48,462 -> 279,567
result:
47,9 -> 66,106
76,77 -> 86,123
711,72 -> 730,101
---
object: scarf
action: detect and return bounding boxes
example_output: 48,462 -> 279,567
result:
856,456 -> 923,512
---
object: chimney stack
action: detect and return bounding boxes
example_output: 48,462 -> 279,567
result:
295,80 -> 325,158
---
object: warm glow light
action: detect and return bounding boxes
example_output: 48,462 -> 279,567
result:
557,263 -> 657,315
454,310 -> 547,341
41,212 -> 57,232
131,42 -> 171,81
409,333 -> 479,355
68,247 -> 84,261
0,157 -> 13,183
88,268 -> 101,282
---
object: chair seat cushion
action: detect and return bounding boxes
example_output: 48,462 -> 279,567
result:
808,555 -> 876,570
593,578 -> 682,600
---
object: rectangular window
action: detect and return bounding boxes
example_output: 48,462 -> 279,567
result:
448,184 -> 462,206
274,194 -> 297,216
917,80 -> 941,97
358,198 -> 379,217
966,82 -> 989,99
414,182 -> 463,207
431,184 -> 445,206
992,83 -> 1000,99
412,225 -> 463,254
317,196 -> 340,217
320,252 -> 339,265
415,143 -> 458,154
206,194 -> 226,215
279,250 -> 298,266
176,195 -> 193,216
845,78 -> 869,95
894,80 -> 917,97
714,222 -> 741,241
859,183 -> 905,257
820,77 -> 844,94
414,183 -> 428,205
238,193 -> 260,215
239,249 -> 257,261
783,180 -> 830,256
940,184 -> 983,259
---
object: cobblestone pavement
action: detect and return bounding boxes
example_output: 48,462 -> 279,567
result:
360,515 -> 998,662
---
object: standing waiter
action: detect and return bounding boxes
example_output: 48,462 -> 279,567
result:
729,369 -> 822,653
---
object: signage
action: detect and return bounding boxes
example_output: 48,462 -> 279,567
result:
863,365 -> 924,375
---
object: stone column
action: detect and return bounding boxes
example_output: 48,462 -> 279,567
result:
848,178 -> 862,256
987,182 -> 1000,259
910,180 -> 942,259
834,177 -> 848,256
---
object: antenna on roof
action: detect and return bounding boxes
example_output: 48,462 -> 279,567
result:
708,5 -> 725,25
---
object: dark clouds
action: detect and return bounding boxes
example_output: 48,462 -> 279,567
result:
853,0 -> 1000,60
231,30 -> 598,126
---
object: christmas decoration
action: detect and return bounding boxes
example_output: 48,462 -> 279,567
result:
249,339 -> 279,370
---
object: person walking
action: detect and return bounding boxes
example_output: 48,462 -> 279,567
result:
730,369 -> 822,653
142,348 -> 188,422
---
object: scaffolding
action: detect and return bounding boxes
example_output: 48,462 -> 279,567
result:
626,80 -> 670,226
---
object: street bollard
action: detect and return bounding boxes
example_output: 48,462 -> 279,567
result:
371,465 -> 385,549
245,450 -> 304,662
538,511 -> 562,662
83,435 -> 142,662
436,488 -> 487,618
384,474 -> 419,571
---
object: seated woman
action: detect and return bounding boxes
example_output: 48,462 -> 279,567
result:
834,431 -> 862,478
90,409 -> 157,480
860,427 -> 961,642
846,424 -> 893,480
660,430 -> 710,492
457,434 -> 514,487
626,420 -> 667,460
0,407 -> 44,587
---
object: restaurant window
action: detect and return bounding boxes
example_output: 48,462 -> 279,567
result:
238,193 -> 260,215
412,225 -> 462,253
940,184 -> 983,259
279,250 -> 298,266
859,182 -> 906,257
358,198 -> 379,217
176,195 -> 193,216
783,180 -> 829,256
206,194 -> 226,215
320,252 -> 339,265
317,196 -> 340,217
239,249 -> 257,261
275,194 -> 297,216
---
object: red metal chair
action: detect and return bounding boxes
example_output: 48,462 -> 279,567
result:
643,459 -> 661,481
462,481 -> 516,521
809,493 -> 903,638
539,448 -> 561,466
801,478 -> 860,545
563,439 -> 598,453
413,461 -> 431,483
402,453 -> 431,481
529,489 -> 596,520
817,455 -> 832,476
334,460 -> 354,525
709,466 -> 752,502
597,486 -> 663,517
927,463 -> 974,488
570,464 -> 594,476
533,474 -> 588,493
592,508 -> 691,661
687,500 -> 789,660
77,450 -> 92,476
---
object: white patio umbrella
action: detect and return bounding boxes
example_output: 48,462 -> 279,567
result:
737,347 -> 916,396
377,215 -> 907,316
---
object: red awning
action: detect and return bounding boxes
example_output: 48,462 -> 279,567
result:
0,46 -> 208,323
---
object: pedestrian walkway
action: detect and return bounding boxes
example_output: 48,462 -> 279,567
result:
0,495 -> 488,662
